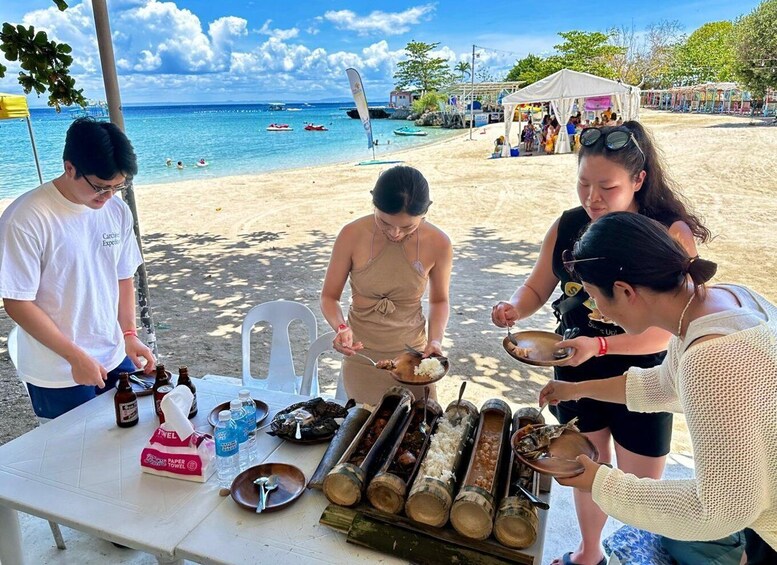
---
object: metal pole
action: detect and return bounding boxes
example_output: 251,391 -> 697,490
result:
92,0 -> 158,356
26,117 -> 43,184
469,45 -> 475,141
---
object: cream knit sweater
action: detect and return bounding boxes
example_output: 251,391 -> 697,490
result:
592,284 -> 777,549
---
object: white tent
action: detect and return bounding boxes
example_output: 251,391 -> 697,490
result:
501,69 -> 640,155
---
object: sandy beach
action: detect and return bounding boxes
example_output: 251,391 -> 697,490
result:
1,109 -> 776,451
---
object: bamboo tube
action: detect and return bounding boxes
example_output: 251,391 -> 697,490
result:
308,406 -> 371,490
323,386 -> 413,507
405,400 -> 478,527
450,398 -> 512,540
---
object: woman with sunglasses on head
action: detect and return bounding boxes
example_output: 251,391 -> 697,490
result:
491,121 -> 711,565
540,212 -> 777,564
320,166 -> 453,404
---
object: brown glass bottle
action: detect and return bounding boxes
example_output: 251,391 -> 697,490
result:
115,373 -> 139,428
152,364 -> 172,418
176,366 -> 198,419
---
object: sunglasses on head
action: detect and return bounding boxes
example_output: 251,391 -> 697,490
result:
579,128 -> 646,163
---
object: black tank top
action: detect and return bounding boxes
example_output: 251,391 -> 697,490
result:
550,207 -> 665,382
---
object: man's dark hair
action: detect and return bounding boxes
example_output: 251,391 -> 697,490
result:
63,117 -> 138,180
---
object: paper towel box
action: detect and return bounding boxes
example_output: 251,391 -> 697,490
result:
140,427 -> 215,482
140,386 -> 215,482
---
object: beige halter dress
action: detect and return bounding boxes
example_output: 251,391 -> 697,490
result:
342,228 -> 435,405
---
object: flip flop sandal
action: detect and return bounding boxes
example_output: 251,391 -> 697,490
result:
561,552 -> 607,565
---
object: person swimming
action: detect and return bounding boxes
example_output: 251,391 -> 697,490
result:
165,157 -> 172,167
196,158 -> 208,167
176,161 -> 184,170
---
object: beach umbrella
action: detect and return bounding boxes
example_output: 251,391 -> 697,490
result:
92,0 -> 158,355
0,93 -> 43,184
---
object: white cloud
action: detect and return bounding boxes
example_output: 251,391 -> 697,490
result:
257,19 -> 299,41
323,4 -> 435,36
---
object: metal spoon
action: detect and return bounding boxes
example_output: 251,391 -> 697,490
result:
128,374 -> 152,389
507,325 -> 518,346
261,475 -> 279,511
554,327 -> 580,358
419,386 -> 430,436
350,351 -> 378,367
294,413 -> 304,440
515,483 -> 550,510
253,477 -> 268,514
456,381 -> 467,410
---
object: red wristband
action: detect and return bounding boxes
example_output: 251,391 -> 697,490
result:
337,324 -> 349,333
597,336 -> 608,357
123,328 -> 138,338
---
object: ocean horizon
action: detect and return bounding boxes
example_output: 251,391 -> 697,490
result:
0,102 -> 461,200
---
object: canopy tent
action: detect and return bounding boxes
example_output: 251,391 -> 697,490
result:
500,69 -> 640,155
0,93 -> 44,184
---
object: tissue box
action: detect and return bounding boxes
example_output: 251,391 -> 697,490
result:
140,426 -> 215,482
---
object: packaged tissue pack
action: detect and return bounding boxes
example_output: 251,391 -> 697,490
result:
140,386 -> 215,482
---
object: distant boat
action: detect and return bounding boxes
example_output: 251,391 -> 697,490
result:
287,108 -> 302,112
393,126 -> 427,137
268,102 -> 285,111
267,123 -> 293,131
304,124 -> 328,131
69,100 -> 109,121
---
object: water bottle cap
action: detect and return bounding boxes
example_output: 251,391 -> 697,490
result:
218,410 -> 231,421
238,389 -> 250,398
229,399 -> 242,409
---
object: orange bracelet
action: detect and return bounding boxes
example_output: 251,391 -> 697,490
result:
597,336 -> 608,356
123,328 -> 138,338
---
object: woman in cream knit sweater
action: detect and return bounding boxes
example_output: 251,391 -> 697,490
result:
539,212 -> 777,564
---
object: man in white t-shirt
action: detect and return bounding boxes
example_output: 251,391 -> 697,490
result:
0,118 -> 156,419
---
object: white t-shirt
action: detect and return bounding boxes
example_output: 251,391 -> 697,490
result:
0,182 -> 143,388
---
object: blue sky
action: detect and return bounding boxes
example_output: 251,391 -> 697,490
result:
0,0 -> 762,105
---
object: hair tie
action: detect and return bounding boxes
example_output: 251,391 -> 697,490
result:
685,255 -> 699,274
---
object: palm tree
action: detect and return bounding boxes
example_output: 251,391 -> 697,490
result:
455,61 -> 471,81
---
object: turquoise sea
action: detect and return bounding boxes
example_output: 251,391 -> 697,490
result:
0,102 -> 460,200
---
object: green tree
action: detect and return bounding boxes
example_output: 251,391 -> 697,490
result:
394,41 -> 454,92
0,0 -> 85,109
411,91 -> 446,114
454,61 -> 471,81
732,0 -> 777,97
505,53 -> 562,85
670,21 -> 735,85
553,30 -> 624,79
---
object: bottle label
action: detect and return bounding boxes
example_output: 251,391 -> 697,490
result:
216,438 -> 238,457
118,401 -> 138,423
189,394 -> 198,416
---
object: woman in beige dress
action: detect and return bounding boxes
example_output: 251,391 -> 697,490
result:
320,166 -> 453,404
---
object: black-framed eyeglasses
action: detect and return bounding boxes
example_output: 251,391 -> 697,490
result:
580,127 -> 646,163
79,171 -> 132,195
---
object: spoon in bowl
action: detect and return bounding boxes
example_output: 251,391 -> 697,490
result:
420,386 -> 430,436
262,475 -> 279,511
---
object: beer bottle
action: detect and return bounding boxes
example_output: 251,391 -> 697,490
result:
152,364 -> 172,418
176,366 -> 198,419
115,372 -> 139,428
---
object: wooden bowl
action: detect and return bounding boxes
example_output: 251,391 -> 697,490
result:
503,330 -> 571,367
230,463 -> 306,512
511,425 -> 598,479
207,399 -> 269,428
382,352 -> 450,385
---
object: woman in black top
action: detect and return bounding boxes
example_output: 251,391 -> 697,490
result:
491,122 -> 711,565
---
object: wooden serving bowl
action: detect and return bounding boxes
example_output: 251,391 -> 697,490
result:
502,330 -> 571,367
511,425 -> 599,479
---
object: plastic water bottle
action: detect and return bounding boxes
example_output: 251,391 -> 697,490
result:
238,389 -> 258,464
213,410 -> 239,488
230,399 -> 249,471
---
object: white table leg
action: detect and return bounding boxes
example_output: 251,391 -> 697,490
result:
0,504 -> 25,565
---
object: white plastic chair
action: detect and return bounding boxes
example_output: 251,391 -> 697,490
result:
241,300 -> 317,393
7,327 -> 67,550
299,331 -> 346,400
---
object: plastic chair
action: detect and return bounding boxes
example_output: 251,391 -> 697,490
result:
7,327 -> 67,551
241,300 -> 317,393
299,331 -> 346,400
